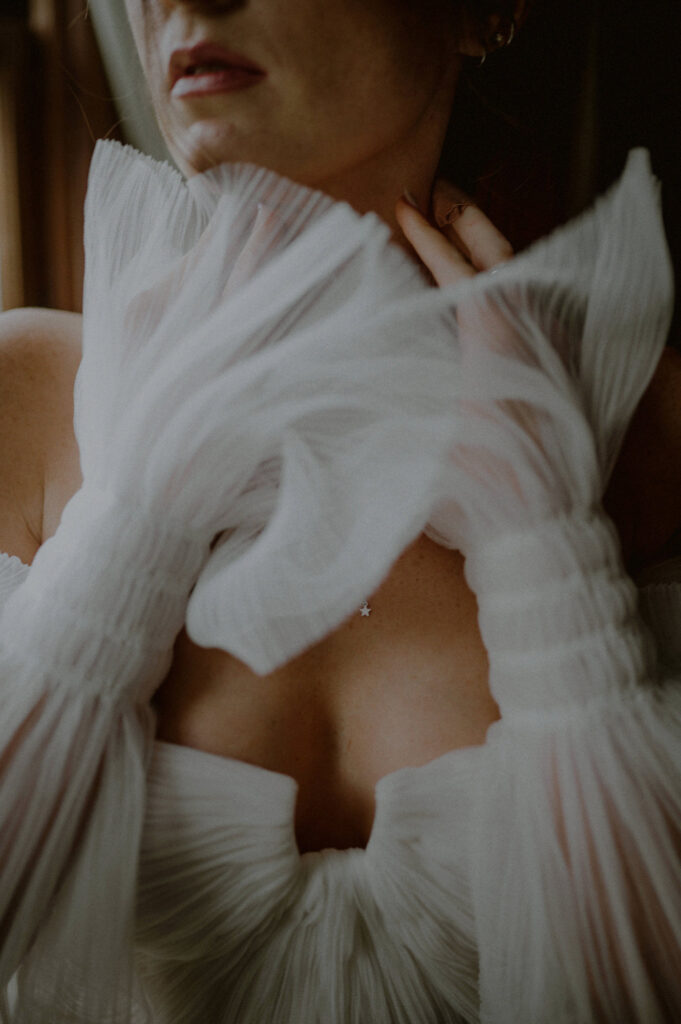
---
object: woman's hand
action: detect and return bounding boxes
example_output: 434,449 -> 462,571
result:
395,181 -> 513,285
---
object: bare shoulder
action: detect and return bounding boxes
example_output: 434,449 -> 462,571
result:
0,307 -> 82,563
605,346 -> 681,571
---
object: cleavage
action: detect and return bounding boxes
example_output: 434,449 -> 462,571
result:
152,535 -> 499,852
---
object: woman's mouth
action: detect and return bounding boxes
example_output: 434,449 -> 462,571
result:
169,43 -> 266,99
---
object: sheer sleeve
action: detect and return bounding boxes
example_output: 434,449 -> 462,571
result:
0,141 -> 461,1023
427,149 -> 681,1021
79,143 -> 464,676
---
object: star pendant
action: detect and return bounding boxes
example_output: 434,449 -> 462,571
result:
359,601 -> 371,617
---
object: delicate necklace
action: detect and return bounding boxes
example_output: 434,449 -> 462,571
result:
359,601 -> 371,618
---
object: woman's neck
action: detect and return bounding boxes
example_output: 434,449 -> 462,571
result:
311,64 -> 461,249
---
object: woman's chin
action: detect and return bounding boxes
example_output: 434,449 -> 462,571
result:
165,115 -> 329,185
166,119 -> 253,175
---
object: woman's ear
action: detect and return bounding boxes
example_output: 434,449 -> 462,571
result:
456,1 -> 530,60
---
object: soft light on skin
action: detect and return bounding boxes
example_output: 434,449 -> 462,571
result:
123,0 -> 472,236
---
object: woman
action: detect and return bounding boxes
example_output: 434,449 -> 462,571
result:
1,0 -> 680,1020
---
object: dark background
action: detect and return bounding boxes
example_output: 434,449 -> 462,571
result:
447,0 -> 680,347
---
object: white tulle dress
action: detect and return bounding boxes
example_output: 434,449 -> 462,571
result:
1,140 -> 680,1023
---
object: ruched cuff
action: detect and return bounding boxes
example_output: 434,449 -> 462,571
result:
0,486 -> 206,1021
464,510 -> 681,1022
464,509 -> 660,718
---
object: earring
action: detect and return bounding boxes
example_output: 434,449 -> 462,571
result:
474,15 -> 516,67
475,16 -> 518,63
490,17 -> 516,50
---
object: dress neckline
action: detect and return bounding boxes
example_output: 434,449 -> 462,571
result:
150,735 -> 486,860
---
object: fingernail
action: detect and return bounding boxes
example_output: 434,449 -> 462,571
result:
401,188 -> 419,210
438,202 -> 469,227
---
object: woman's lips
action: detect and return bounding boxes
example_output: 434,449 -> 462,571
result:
169,42 -> 266,99
171,67 -> 265,98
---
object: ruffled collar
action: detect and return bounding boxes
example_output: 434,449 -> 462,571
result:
77,141 -> 672,674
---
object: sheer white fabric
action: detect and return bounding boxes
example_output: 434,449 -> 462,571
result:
0,140 -> 679,1021
422,161 -> 681,1020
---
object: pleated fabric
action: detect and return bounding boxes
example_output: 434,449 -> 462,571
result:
0,140 -> 679,1022
424,153 -> 681,1021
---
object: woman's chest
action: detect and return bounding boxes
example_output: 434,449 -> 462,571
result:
152,533 -> 500,852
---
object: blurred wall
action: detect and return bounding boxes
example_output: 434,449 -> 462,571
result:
0,0 -> 122,312
0,14 -> 30,310
448,0 -> 679,346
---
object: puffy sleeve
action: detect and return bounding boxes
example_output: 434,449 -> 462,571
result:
428,150 -> 681,1021
0,140 -> 462,1023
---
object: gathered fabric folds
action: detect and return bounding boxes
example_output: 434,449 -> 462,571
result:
425,152 -> 681,1020
0,140 -> 679,1022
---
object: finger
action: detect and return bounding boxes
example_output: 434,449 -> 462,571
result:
395,197 -> 475,286
432,181 -> 514,271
